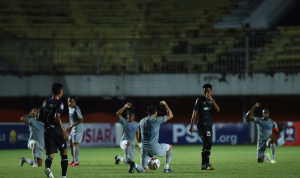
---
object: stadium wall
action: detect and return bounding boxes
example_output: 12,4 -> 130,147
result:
1,73 -> 300,97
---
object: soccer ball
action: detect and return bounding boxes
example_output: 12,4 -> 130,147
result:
147,158 -> 160,170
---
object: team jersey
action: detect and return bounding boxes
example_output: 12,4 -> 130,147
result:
27,118 -> 44,146
254,117 -> 278,143
69,105 -> 83,131
40,98 -> 64,129
119,116 -> 138,145
194,96 -> 214,127
138,115 -> 167,150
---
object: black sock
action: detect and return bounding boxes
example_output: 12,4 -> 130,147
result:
45,157 -> 53,169
201,150 -> 206,166
61,155 -> 68,176
205,150 -> 211,164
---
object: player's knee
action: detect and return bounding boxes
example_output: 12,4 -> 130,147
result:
127,141 -> 131,146
32,141 -> 37,147
169,145 -> 173,150
144,167 -> 148,173
38,162 -> 43,167
60,149 -> 67,156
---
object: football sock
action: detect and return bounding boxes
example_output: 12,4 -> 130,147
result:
205,150 -> 211,164
61,155 -> 68,177
24,157 -> 34,166
270,143 -> 276,159
31,141 -> 38,165
118,156 -> 128,164
264,154 -> 270,162
45,157 -> 53,169
165,149 -> 173,169
70,146 -> 74,161
124,145 -> 130,164
136,165 -> 146,173
75,146 -> 80,163
201,150 -> 206,166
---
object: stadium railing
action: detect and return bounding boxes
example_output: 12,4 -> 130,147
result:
1,35 -> 300,75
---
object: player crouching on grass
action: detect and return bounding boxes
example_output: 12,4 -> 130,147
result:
135,101 -> 174,173
66,95 -> 84,166
246,102 -> 280,163
114,102 -> 139,173
20,106 -> 44,167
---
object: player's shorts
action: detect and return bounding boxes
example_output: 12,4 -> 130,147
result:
197,124 -> 213,143
120,140 -> 135,163
141,143 -> 170,168
44,127 -> 67,155
257,138 -> 271,159
69,127 -> 83,144
27,140 -> 44,159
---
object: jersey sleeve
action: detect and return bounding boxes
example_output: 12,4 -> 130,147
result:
273,121 -> 279,132
193,98 -> 200,111
56,101 -> 64,115
119,116 -> 126,124
27,118 -> 33,125
253,117 -> 261,124
75,106 -> 83,119
157,115 -> 168,124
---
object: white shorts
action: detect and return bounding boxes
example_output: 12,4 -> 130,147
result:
69,128 -> 83,144
141,143 -> 170,168
257,138 -> 271,159
27,140 -> 44,159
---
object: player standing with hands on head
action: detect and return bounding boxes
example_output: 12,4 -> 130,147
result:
39,83 -> 69,178
189,84 -> 220,170
20,106 -> 44,167
66,95 -> 84,166
246,103 -> 279,163
114,102 -> 139,173
136,100 -> 174,173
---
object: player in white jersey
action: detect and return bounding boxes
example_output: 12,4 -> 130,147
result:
66,95 -> 84,166
114,102 -> 139,173
246,103 -> 280,163
136,101 -> 174,173
20,106 -> 44,167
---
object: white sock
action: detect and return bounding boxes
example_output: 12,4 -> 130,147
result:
264,154 -> 270,162
74,146 -> 80,163
164,149 -> 172,169
31,141 -> 38,165
270,143 -> 276,159
117,156 -> 128,164
24,157 -> 34,166
136,164 -> 146,173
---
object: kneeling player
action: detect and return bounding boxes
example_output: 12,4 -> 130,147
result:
136,101 -> 174,173
20,107 -> 44,167
246,102 -> 280,163
114,102 -> 139,173
66,95 -> 84,166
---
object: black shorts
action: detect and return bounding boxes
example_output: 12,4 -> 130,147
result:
44,127 -> 67,155
197,124 -> 212,143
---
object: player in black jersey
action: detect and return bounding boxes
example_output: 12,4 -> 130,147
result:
189,84 -> 220,171
39,83 -> 69,178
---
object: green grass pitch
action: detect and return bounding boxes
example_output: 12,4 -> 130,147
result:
0,145 -> 299,178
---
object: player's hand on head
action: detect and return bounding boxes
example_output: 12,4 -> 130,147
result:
159,101 -> 167,106
125,103 -> 132,108
255,103 -> 261,108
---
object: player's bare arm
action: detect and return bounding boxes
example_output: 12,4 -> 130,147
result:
206,93 -> 220,112
269,130 -> 280,140
21,109 -> 37,124
160,101 -> 173,121
116,102 -> 132,120
67,118 -> 83,131
55,113 -> 68,140
246,102 -> 261,121
189,110 -> 198,134
137,130 -> 142,152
